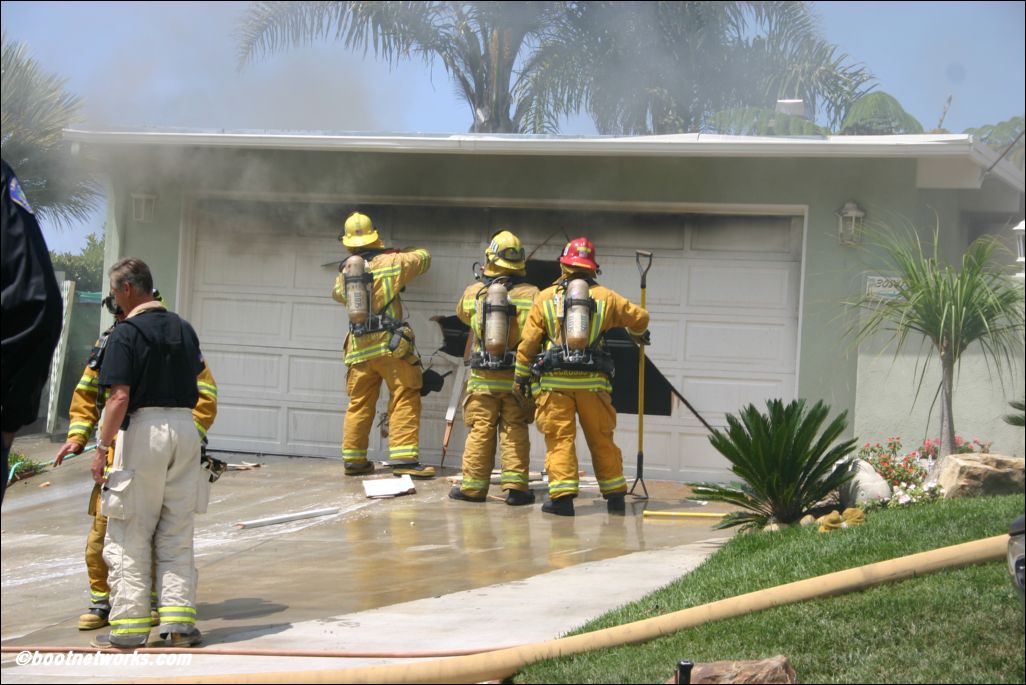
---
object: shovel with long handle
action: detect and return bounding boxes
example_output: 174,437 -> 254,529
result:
629,250 -> 653,500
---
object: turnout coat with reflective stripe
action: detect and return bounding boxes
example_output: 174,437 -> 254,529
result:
66,347 -> 218,447
332,248 -> 431,366
515,281 -> 649,393
457,280 -> 539,393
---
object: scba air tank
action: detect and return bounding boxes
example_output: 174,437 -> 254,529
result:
564,279 -> 591,350
483,281 -> 511,356
342,256 -> 371,325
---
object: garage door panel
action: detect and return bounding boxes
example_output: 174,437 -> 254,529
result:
598,256 -> 685,308
287,355 -> 347,401
211,403 -> 282,448
204,348 -> 282,395
291,301 -> 348,349
681,376 -> 787,415
196,297 -> 288,342
688,216 -> 799,257
196,246 -> 296,290
684,320 -> 792,368
687,263 -> 795,311
287,408 -> 343,455
643,319 -> 681,362
405,254 -> 479,306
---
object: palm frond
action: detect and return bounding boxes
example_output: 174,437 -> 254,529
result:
1,33 -> 101,228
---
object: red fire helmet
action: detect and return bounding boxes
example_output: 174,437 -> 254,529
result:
559,237 -> 599,271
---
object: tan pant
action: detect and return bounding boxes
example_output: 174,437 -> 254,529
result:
459,392 -> 532,498
102,408 -> 202,645
85,486 -> 110,609
85,495 -> 156,612
534,390 -> 627,500
342,355 -> 423,466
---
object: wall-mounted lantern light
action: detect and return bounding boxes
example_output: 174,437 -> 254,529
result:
838,201 -> 865,246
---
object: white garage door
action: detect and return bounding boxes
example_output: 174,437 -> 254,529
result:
184,202 -> 801,482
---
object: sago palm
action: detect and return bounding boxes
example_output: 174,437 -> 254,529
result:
688,399 -> 856,531
850,227 -> 1025,464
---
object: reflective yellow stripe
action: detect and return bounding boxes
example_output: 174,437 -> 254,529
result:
196,382 -> 217,398
158,606 -> 196,615
389,445 -> 419,458
598,476 -> 627,493
539,376 -> 611,392
461,478 -> 489,490
194,421 -> 207,438
342,449 -> 368,460
549,480 -> 579,495
500,472 -> 529,485
345,340 -> 391,365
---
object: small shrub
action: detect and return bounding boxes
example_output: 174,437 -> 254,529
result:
687,399 -> 857,531
7,451 -> 46,482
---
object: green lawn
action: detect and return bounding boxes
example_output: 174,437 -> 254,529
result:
516,495 -> 1024,684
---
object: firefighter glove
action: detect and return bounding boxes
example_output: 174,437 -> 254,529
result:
514,374 -> 531,397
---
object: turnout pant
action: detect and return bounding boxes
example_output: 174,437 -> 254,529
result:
102,408 -> 202,645
459,391 -> 532,498
342,355 -> 423,467
534,390 -> 627,501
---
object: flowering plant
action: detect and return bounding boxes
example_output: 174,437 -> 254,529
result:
857,437 -> 926,488
916,436 -> 992,460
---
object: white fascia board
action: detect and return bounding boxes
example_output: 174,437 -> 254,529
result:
63,128 -> 1024,191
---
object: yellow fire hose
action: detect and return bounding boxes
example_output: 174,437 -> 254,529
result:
643,510 -> 727,519
138,534 -> 1006,684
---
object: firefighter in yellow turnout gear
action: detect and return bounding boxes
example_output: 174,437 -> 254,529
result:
449,231 -> 539,505
514,237 -> 649,517
53,300 -> 218,630
332,212 -> 434,478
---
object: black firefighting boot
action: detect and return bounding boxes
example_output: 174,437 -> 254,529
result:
606,493 -> 626,515
448,485 -> 486,502
505,489 -> 536,506
542,496 -> 575,517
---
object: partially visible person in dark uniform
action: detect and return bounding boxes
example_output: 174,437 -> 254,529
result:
1,158 -> 63,505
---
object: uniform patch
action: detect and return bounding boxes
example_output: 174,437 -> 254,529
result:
9,176 -> 34,214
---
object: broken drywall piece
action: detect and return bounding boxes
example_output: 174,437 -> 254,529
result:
363,474 -> 417,498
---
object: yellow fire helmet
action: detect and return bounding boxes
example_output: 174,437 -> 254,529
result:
484,229 -> 527,275
341,212 -> 380,248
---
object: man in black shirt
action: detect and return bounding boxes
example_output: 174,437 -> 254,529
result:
1,159 -> 63,504
91,257 -> 206,649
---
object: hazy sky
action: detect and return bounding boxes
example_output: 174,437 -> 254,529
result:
3,0 -> 1023,253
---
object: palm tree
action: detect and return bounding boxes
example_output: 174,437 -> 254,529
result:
849,227 -> 1025,466
965,116 -> 1024,171
1,34 -> 100,227
839,91 -> 923,135
237,1 -> 560,133
520,1 -> 874,135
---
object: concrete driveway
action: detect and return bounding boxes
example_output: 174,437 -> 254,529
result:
1,434 -> 732,682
